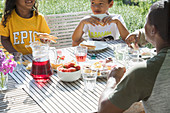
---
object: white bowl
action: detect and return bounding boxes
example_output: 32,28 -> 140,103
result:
57,66 -> 81,82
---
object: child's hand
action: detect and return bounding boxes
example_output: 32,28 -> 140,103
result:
81,16 -> 100,26
40,38 -> 51,44
101,16 -> 119,26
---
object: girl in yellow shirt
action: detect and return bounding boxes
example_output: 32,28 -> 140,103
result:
0,0 -> 50,55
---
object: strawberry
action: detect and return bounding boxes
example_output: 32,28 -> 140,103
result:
68,67 -> 76,72
68,62 -> 76,67
63,63 -> 70,68
60,67 -> 65,72
75,65 -> 81,71
64,68 -> 70,72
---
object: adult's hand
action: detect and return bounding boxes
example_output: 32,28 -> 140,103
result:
108,66 -> 126,84
125,30 -> 141,48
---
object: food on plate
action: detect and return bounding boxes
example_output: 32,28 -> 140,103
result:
84,66 -> 91,73
22,60 -> 31,65
51,63 -> 63,70
141,52 -> 151,56
26,63 -> 32,70
81,59 -> 117,77
106,63 -> 117,70
80,43 -> 96,50
105,57 -> 113,63
58,62 -> 81,72
36,33 -> 58,43
82,64 -> 92,73
51,55 -> 65,70
91,61 -> 104,76
92,61 -> 102,69
22,60 -> 32,70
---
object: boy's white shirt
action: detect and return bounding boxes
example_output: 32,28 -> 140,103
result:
83,14 -> 126,40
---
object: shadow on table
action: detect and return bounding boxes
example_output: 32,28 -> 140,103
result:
0,92 -> 10,112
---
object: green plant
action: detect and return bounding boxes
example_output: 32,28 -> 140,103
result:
0,0 -> 5,20
38,0 -> 91,15
0,0 -> 154,48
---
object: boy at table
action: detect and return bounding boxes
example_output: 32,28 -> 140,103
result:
98,1 -> 170,113
0,0 -> 50,55
72,0 -> 129,46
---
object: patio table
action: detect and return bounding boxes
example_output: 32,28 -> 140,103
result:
0,39 -> 144,113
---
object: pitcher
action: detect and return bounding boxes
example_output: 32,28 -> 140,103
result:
26,41 -> 53,82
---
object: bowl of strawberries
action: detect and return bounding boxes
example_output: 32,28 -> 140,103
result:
57,62 -> 81,82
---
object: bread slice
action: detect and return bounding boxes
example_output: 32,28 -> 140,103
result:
36,33 -> 58,43
80,43 -> 96,50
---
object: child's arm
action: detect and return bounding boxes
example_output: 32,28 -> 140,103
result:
72,21 -> 85,46
102,16 -> 129,41
72,16 -> 100,46
115,19 -> 129,41
0,36 -> 17,52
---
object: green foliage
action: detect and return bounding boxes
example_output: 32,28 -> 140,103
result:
0,0 -> 5,20
38,0 -> 153,33
38,0 -> 91,15
0,0 -> 153,32
0,0 -> 154,48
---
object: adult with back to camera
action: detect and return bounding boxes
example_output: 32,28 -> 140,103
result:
98,0 -> 170,113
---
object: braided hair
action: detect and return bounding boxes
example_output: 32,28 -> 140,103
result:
148,0 -> 170,43
2,0 -> 38,28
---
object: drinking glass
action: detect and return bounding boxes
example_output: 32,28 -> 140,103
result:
113,43 -> 128,67
82,69 -> 97,91
128,48 -> 140,60
12,52 -> 23,71
74,46 -> 87,64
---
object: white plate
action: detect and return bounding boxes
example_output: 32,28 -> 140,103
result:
80,41 -> 108,51
140,48 -> 156,59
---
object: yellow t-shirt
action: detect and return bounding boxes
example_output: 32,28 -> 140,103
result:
0,9 -> 50,55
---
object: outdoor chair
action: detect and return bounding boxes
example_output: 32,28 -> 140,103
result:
45,11 -> 92,49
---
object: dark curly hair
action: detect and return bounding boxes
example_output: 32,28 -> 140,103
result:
2,0 -> 38,28
148,0 -> 170,43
